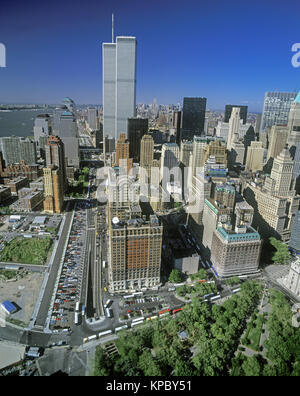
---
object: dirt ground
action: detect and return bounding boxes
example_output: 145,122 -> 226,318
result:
0,272 -> 43,326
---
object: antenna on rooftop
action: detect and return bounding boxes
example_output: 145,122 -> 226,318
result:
112,13 -> 114,43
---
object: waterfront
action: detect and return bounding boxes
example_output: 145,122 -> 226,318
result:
0,109 -> 52,137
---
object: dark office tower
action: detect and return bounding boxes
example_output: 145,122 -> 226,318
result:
127,118 -> 148,162
181,97 -> 207,141
174,111 -> 182,145
225,105 -> 248,124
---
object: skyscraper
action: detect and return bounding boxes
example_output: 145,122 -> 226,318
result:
102,35 -> 137,141
227,107 -> 241,151
260,91 -> 297,132
87,107 -> 98,130
58,111 -> 80,169
245,141 -> 264,172
127,118 -> 148,162
180,97 -> 207,141
224,105 -> 248,124
43,167 -> 64,214
45,136 -> 67,191
115,133 -> 133,174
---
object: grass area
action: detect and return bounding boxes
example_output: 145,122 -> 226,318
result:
0,237 -> 52,265
0,269 -> 18,280
241,313 -> 265,352
6,318 -> 27,328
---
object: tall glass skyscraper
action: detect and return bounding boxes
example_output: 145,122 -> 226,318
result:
180,97 -> 207,141
260,91 -> 297,132
102,36 -> 137,141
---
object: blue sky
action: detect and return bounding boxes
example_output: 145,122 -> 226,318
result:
0,0 -> 300,111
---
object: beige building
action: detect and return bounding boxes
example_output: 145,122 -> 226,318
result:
243,146 -> 299,243
245,141 -> 264,172
211,224 -> 262,277
43,167 -> 64,214
108,214 -> 163,292
227,107 -> 241,151
267,125 -> 288,163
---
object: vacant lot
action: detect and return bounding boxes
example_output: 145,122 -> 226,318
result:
0,237 -> 52,265
0,271 -> 43,326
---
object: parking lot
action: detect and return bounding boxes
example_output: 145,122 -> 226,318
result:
49,201 -> 88,332
119,294 -> 170,320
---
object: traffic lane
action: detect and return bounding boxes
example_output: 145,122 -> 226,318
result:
35,210 -> 74,328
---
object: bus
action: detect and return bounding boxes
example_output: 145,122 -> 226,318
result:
124,295 -> 134,299
209,294 -> 221,301
132,292 -> 143,296
172,308 -> 182,315
74,312 -> 80,325
75,302 -> 80,312
84,335 -> 97,343
132,317 -> 144,323
115,325 -> 128,332
159,308 -> 171,316
232,288 -> 241,294
98,330 -> 112,338
203,293 -> 215,299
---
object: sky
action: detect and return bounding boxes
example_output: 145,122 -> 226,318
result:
0,0 -> 300,111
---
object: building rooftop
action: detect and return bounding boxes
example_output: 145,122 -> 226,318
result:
217,226 -> 260,242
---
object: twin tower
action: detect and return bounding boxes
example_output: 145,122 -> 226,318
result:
102,30 -> 137,142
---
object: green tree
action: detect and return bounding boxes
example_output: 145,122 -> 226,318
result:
168,269 -> 183,283
241,355 -> 262,376
269,237 -> 291,265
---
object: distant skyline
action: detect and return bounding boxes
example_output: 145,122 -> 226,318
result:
0,0 -> 300,112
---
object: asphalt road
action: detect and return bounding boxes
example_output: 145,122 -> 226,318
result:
34,205 -> 74,329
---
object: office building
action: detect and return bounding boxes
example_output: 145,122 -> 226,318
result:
180,97 -> 207,141
260,91 -> 297,132
45,136 -> 67,190
224,105 -> 248,124
115,133 -> 133,174
58,111 -> 80,169
243,146 -> 299,243
102,36 -> 137,140
0,136 -> 22,165
289,210 -> 300,253
287,92 -> 300,151
108,213 -> 163,292
174,111 -> 182,145
267,125 -> 288,163
227,107 -> 241,151
19,138 -> 37,165
180,140 -> 193,167
87,107 -> 98,130
160,143 -> 180,183
202,198 -> 233,256
245,141 -> 264,172
127,118 -> 148,162
211,223 -> 261,277
43,167 -> 64,214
